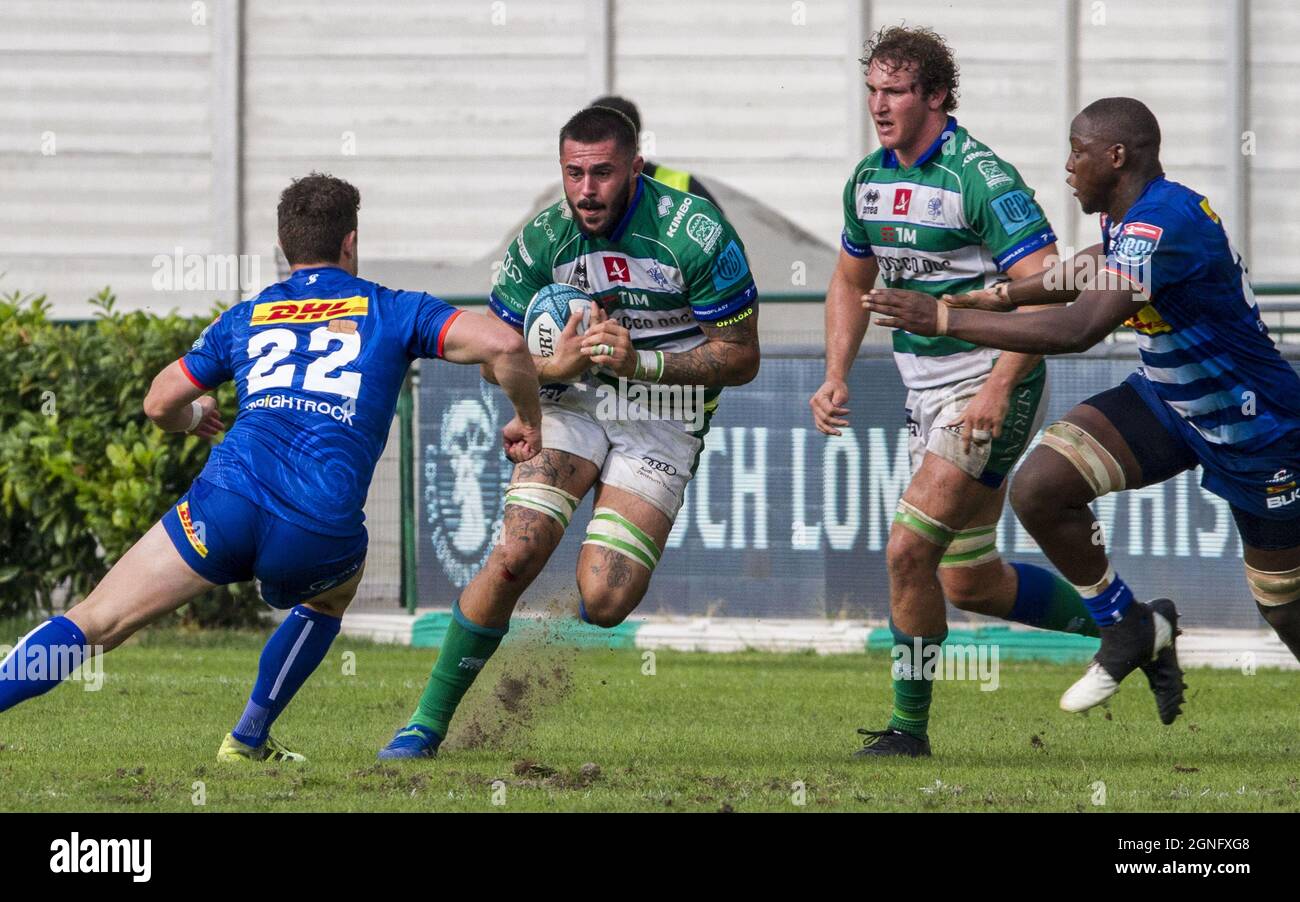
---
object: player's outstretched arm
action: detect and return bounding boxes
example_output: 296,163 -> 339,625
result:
811,249 -> 879,436
944,242 -> 1107,311
143,361 -> 224,438
441,311 -> 544,461
865,284 -> 1145,356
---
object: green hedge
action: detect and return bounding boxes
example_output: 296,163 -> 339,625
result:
0,289 -> 264,626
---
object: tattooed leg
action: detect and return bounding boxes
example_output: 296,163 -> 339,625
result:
459,448 -> 598,629
576,483 -> 673,628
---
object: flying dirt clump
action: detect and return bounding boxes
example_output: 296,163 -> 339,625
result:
441,595 -> 580,751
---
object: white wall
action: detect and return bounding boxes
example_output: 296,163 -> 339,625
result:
0,0 -> 1288,317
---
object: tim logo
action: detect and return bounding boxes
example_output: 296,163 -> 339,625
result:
603,256 -> 631,284
880,226 -> 917,244
425,386 -> 510,588
893,188 -> 913,215
50,833 -> 152,883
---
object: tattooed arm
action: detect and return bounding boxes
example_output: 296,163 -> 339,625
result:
660,307 -> 761,387
581,305 -> 761,389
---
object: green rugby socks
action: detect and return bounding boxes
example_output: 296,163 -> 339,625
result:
1008,562 -> 1100,637
407,600 -> 505,737
887,621 -> 947,739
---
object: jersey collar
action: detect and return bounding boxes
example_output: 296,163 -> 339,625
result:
607,174 -> 645,242
289,265 -> 347,279
882,116 -> 957,170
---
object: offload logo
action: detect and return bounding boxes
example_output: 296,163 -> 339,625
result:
249,296 -> 368,326
177,501 -> 207,558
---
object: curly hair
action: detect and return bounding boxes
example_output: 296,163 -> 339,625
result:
860,24 -> 960,113
277,172 -> 361,265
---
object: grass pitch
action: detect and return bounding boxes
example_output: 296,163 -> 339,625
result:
0,625 -> 1297,812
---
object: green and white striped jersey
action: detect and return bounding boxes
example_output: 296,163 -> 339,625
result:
489,174 -> 758,401
842,117 -> 1055,390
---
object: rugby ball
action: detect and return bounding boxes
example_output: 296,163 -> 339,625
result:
524,283 -> 591,360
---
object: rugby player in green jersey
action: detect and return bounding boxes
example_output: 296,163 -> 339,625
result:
811,25 -> 1104,758
379,106 -> 761,758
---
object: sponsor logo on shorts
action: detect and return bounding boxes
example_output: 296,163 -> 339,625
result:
249,296 -> 368,326
641,456 -> 678,476
1267,489 -> 1299,510
177,500 -> 207,558
1263,470 -> 1294,504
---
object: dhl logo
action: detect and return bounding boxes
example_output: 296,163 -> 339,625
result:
249,296 -> 368,326
177,500 -> 208,558
1124,303 -> 1172,336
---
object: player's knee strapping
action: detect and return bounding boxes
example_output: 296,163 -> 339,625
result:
1039,421 -> 1126,497
1245,563 -> 1300,607
894,499 -> 956,550
504,482 -> 580,529
583,508 -> 661,571
940,524 -> 999,568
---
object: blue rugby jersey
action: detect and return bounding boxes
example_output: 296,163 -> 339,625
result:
179,266 -> 462,535
1102,176 -> 1300,459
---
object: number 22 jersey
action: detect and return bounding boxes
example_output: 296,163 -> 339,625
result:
179,265 -> 462,536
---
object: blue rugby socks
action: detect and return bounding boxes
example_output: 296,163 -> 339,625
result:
1071,566 -> 1135,628
0,616 -> 90,713
231,605 -> 341,748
